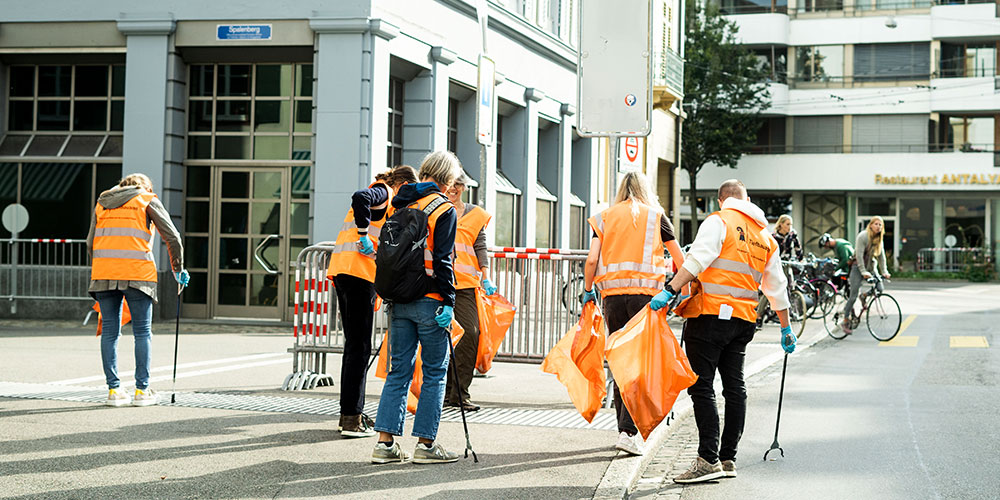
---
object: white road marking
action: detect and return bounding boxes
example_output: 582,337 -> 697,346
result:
49,352 -> 289,385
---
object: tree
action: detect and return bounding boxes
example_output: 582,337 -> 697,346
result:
681,0 -> 770,237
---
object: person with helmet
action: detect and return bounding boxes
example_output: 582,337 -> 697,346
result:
819,232 -> 855,275
582,171 -> 685,456
88,173 -> 187,407
650,179 -> 796,483
327,164 -> 418,438
443,172 -> 496,412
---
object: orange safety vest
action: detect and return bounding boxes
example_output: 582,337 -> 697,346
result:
453,205 -> 491,290
414,192 -> 453,301
326,182 -> 393,282
694,208 -> 775,323
587,202 -> 668,297
91,192 -> 158,282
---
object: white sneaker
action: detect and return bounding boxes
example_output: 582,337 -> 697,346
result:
615,431 -> 644,456
105,388 -> 131,407
132,388 -> 159,407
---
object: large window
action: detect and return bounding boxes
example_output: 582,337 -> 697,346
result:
940,116 -> 995,152
569,196 -> 587,249
794,46 -> 844,83
388,77 -> 404,168
447,98 -> 459,154
851,114 -> 928,153
3,64 -> 124,158
940,42 -> 997,78
535,182 -> 557,248
945,199 -> 986,248
793,116 -> 843,153
718,0 -> 788,14
899,199 -> 933,265
854,43 -> 930,82
753,47 -> 788,83
750,117 -> 786,154
187,64 -> 313,161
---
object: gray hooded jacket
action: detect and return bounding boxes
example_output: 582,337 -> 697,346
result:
86,186 -> 184,302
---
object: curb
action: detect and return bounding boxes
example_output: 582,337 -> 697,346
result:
592,322 -> 830,499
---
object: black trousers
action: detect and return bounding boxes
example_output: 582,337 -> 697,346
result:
603,293 -> 653,436
333,274 -> 376,416
446,288 -> 480,404
683,314 -> 756,463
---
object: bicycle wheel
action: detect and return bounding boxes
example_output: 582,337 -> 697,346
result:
788,290 -> 807,338
813,280 -> 837,319
561,274 -> 585,316
826,310 -> 849,340
866,293 -> 902,342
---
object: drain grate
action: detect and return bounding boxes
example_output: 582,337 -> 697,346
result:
0,381 -> 617,432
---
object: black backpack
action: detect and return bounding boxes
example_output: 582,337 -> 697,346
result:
374,195 -> 449,303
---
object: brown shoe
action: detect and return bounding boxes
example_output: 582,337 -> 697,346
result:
721,460 -> 736,478
673,457 -> 724,484
339,414 -> 376,438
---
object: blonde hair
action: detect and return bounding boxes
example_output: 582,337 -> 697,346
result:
418,151 -> 461,189
777,214 -> 792,232
118,173 -> 153,192
614,171 -> 663,222
867,216 -> 884,258
375,165 -> 418,187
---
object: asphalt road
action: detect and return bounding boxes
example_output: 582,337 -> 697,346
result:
644,281 -> 1000,500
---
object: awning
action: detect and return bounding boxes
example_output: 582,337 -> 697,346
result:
569,192 -> 586,207
535,181 -> 557,202
0,133 -> 122,159
495,170 -> 521,195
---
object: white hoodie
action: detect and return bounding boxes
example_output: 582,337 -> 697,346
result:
682,197 -> 790,312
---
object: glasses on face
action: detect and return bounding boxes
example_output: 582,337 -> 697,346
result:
449,184 -> 465,196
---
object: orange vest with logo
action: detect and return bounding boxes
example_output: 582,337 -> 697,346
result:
587,202 -> 668,297
694,208 -> 775,323
91,192 -> 158,282
327,182 -> 393,282
413,193 -> 453,301
453,205 -> 491,290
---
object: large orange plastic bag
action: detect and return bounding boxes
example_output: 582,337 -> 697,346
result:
93,301 -> 132,337
540,302 -> 607,423
475,289 -> 517,373
375,320 -> 463,414
605,305 -> 698,439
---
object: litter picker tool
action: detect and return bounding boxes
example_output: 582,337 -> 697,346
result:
441,306 -> 478,463
170,283 -> 182,404
764,348 -> 791,461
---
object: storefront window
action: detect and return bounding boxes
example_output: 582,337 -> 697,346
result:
858,197 -> 896,216
536,199 -> 555,248
495,192 -> 519,247
899,199 -> 933,266
945,199 -> 986,248
753,195 -> 793,222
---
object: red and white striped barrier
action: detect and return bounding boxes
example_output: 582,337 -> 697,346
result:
488,246 -> 588,260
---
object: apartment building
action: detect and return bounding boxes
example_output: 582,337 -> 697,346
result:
692,0 -> 1000,270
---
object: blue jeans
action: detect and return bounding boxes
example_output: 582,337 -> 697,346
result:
374,297 -> 450,441
95,288 -> 154,390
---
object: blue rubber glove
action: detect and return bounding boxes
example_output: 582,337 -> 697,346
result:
650,288 -> 674,311
357,234 -> 375,255
582,288 -> 598,305
435,305 -> 454,329
482,278 -> 498,296
174,269 -> 190,287
780,325 -> 797,354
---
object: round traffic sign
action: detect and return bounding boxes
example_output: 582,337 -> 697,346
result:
2,203 -> 28,234
944,234 -> 957,248
625,137 -> 639,162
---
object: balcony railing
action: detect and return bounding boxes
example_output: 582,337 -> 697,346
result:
655,49 -> 685,98
721,0 -> 990,15
788,73 -> 933,88
747,142 -> 994,154
938,55 -> 997,79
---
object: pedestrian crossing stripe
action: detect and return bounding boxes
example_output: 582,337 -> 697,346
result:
880,336 -> 918,347
950,336 -> 989,348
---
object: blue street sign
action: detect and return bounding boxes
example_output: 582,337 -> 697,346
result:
217,24 -> 272,41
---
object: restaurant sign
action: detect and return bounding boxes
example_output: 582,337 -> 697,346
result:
875,173 -> 1000,186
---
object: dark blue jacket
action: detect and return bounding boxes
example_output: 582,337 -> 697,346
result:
392,182 -> 457,307
350,183 -> 389,229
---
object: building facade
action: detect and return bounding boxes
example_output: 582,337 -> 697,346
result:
0,0 -> 684,320
691,0 -> 1000,271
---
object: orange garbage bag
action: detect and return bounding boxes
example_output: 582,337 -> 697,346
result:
92,301 -> 132,337
475,289 -> 517,373
604,305 -> 698,440
375,319 -> 464,414
540,302 -> 607,423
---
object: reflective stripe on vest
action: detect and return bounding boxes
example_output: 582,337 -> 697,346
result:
453,205 -> 491,290
412,193 -> 453,300
696,208 -> 775,322
91,192 -> 157,282
587,202 -> 666,297
326,182 -> 393,282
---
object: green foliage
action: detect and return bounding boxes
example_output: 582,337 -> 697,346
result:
964,263 -> 996,282
681,0 -> 770,176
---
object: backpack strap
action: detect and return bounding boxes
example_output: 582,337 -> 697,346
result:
422,195 -> 448,217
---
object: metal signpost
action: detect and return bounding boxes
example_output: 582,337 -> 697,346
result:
2,203 -> 29,314
576,0 -> 654,193
476,0 -> 495,207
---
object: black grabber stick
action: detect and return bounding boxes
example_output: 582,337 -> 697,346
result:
764,349 -> 790,461
440,307 -> 478,463
170,282 -> 182,404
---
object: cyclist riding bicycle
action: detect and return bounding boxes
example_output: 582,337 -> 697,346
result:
821,218 -> 891,334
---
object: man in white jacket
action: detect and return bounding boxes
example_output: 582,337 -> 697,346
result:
649,179 -> 796,483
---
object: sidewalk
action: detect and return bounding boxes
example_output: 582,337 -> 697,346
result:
0,317 -> 810,499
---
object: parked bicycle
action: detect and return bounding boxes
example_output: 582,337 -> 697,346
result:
757,263 -> 808,338
826,276 -> 901,341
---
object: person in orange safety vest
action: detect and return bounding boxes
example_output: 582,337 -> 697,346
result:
583,171 -> 685,456
442,172 -> 496,412
327,164 -> 418,438
88,173 -> 186,408
651,179 -> 796,483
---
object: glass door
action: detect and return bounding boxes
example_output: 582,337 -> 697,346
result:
213,167 -> 286,319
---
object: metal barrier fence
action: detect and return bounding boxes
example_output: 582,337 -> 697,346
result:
915,247 -> 989,273
0,239 -> 91,313
282,244 -> 589,390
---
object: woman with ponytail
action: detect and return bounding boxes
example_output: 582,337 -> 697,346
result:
841,216 -> 890,333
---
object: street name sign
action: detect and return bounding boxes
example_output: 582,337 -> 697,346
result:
217,24 -> 272,41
